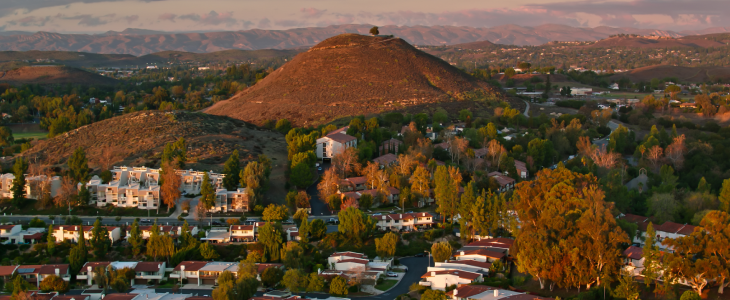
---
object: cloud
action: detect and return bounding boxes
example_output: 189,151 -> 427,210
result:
274,19 -> 307,28
7,15 -> 52,27
0,0 -> 125,17
258,18 -> 271,28
158,13 -> 177,22
300,8 -> 327,19
370,8 -> 581,28
123,15 -> 138,24
178,11 -> 236,26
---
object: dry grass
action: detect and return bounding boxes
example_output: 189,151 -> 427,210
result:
205,33 -> 501,126
0,65 -> 118,85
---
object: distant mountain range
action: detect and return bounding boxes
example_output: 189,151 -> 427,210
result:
1,24 -> 729,56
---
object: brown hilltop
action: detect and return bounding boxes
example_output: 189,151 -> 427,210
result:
584,36 -> 726,49
205,34 -> 498,126
0,65 -> 117,85
23,111 -> 286,171
610,65 -> 730,83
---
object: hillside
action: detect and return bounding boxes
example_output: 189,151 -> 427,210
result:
0,24 -> 690,55
449,41 -> 497,50
610,65 -> 730,83
22,111 -> 286,171
141,49 -> 300,63
0,66 -> 118,85
204,34 -> 501,126
585,36 -> 726,48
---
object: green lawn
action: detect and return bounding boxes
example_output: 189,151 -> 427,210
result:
13,132 -> 47,140
375,279 -> 398,291
8,124 -> 48,140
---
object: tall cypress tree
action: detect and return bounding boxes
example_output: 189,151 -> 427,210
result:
68,147 -> 90,183
129,220 -> 143,256
90,219 -> 110,260
222,150 -> 240,191
11,157 -> 28,207
200,172 -> 216,210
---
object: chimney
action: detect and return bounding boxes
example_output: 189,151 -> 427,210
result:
55,268 -> 60,276
382,216 -> 385,220
431,271 -> 435,277
399,214 -> 402,218
494,290 -> 499,297
454,290 -> 458,296
460,251 -> 465,256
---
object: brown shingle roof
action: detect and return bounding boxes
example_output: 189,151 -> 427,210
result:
373,153 -> 398,165
0,266 -> 17,277
489,172 -> 515,187
624,246 -> 643,260
326,133 -> 357,144
172,261 -> 209,272
256,263 -> 283,274
654,221 -> 686,234
230,225 -> 254,231
446,259 -> 493,269
446,285 -> 496,298
37,264 -> 69,275
0,225 -> 17,230
344,177 -> 368,185
337,259 -> 368,264
134,262 -> 162,272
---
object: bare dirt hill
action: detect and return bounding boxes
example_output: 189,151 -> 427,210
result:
22,111 -> 286,172
585,36 -> 726,48
610,65 -> 730,83
205,34 -> 501,126
0,65 -> 117,85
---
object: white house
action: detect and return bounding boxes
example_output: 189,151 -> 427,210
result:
419,269 -> 483,290
435,260 -> 492,273
316,128 -> 357,160
371,212 -> 436,231
52,225 -> 121,244
454,249 -> 506,263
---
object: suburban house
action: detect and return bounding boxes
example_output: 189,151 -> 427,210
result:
513,160 -> 529,179
0,265 -> 18,283
16,264 -> 71,288
447,285 -> 497,300
134,262 -> 166,284
0,225 -> 21,244
229,225 -> 256,242
52,226 -> 122,244
169,261 -> 210,283
447,286 -> 551,300
316,128 -> 358,160
169,261 -> 283,285
623,246 -> 645,276
461,238 -> 515,255
617,214 -> 696,249
454,249 -> 507,263
371,213 -> 435,231
379,139 -> 403,155
327,252 -> 391,277
434,260 -> 492,273
286,227 -> 301,242
126,225 -> 199,240
78,261 -> 137,286
372,153 -> 398,167
201,227 -> 231,243
488,172 -> 515,193
420,269 -> 483,290
0,225 -> 46,245
339,177 -> 369,192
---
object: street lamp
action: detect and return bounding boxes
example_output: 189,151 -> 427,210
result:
424,250 -> 431,267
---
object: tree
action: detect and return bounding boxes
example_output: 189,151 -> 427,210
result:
329,276 -> 348,296
261,266 -> 284,287
290,159 -> 313,188
421,289 -> 447,300
434,166 -> 460,223
306,272 -> 325,292
648,193 -> 678,224
369,26 -> 379,35
262,204 -> 289,222
179,220 -> 198,249
69,244 -> 87,276
282,269 -> 304,293
161,161 -> 181,213
129,220 -> 143,256
689,211 -> 730,294
275,119 -> 292,134
431,241 -> 452,262
411,165 -> 430,200
681,291 -> 702,300
90,219 -> 110,260
281,241 -> 304,269
332,147 -> 361,178
641,222 -> 661,287
39,275 -> 69,293
0,126 -> 13,147
258,222 -> 283,262
375,232 -> 399,259
338,207 -> 376,242
512,166 -> 629,290
504,67 -> 516,78
200,172 -> 216,211
613,269 -> 639,300
721,178 -> 730,213
200,242 -> 220,260
11,158 -> 28,207
68,147 -> 90,183
46,224 -> 55,255
223,150 -> 241,190
309,219 -> 327,240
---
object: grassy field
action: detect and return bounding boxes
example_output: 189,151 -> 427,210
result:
8,123 -> 47,140
375,279 -> 398,291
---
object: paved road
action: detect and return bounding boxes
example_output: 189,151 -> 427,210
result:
307,162 -> 333,217
592,120 -> 620,149
522,100 -> 530,117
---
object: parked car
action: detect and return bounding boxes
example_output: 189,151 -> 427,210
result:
372,213 -> 382,216
414,253 -> 426,257
140,219 -> 152,224
386,272 -> 398,277
327,218 -> 339,224
212,221 -> 224,226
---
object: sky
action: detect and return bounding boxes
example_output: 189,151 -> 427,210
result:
0,0 -> 729,33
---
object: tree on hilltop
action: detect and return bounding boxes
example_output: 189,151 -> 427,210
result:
370,26 -> 379,36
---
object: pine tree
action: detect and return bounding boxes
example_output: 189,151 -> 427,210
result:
222,150 -> 241,191
11,157 -> 28,207
200,172 -> 216,210
129,220 -> 143,256
46,225 -> 55,255
68,147 -> 89,183
90,219 -> 110,260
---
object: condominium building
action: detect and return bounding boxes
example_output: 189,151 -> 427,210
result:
0,174 -> 61,199
52,225 -> 122,244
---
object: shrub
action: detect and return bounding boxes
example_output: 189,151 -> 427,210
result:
556,100 -> 584,109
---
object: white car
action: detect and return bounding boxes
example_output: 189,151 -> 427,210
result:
386,272 -> 398,277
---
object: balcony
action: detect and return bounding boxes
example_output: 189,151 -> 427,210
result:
136,274 -> 163,279
199,273 -> 220,279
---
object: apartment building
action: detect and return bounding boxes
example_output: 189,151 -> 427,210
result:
214,188 -> 250,213
0,174 -> 61,199
177,170 -> 224,195
52,225 -> 121,244
371,212 -> 435,231
316,127 -> 357,160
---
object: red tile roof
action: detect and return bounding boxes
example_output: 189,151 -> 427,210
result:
344,177 -> 368,185
81,262 -> 111,270
16,265 -> 43,274
337,259 -> 369,264
456,249 -> 506,259
326,132 -> 357,144
0,225 -> 17,230
172,261 -> 209,272
38,264 -> 69,275
0,266 -> 17,277
100,294 -> 137,300
53,296 -> 90,300
446,285 -> 496,298
23,232 -> 44,240
677,224 -> 696,235
332,252 -> 366,258
501,294 -> 554,300
624,246 -> 643,260
618,214 -> 652,232
31,293 -> 57,300
134,262 -> 162,272
341,192 -> 361,200
421,270 -> 481,280
654,222 -> 686,234
256,263 -> 283,274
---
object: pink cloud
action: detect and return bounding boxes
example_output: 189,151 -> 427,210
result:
123,15 -> 139,24
300,8 -> 327,19
158,13 -> 177,22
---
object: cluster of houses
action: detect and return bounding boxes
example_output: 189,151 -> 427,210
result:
418,238 -> 513,290
0,224 -> 47,245
316,126 -> 529,207
81,166 -> 250,212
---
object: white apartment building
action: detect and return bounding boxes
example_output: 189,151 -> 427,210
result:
0,173 -> 61,199
52,225 -> 122,244
214,188 -> 250,212
371,212 -> 435,231
316,127 -> 357,160
0,225 -> 46,244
